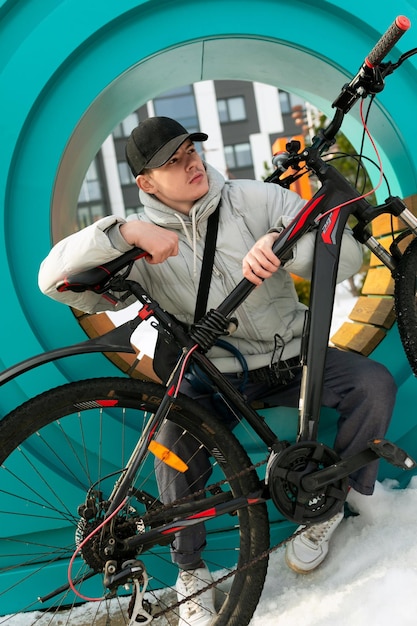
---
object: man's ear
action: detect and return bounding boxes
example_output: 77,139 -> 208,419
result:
136,173 -> 156,194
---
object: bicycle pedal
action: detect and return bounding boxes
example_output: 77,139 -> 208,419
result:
368,438 -> 416,470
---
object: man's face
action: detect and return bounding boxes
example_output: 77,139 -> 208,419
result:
137,140 -> 209,214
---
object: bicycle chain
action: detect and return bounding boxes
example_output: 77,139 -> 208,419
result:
150,526 -> 304,621
125,457 -> 304,622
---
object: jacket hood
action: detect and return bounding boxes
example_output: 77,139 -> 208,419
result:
139,163 -> 225,229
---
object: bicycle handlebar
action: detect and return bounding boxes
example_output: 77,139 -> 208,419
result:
265,14 -> 412,184
366,15 -> 411,67
331,15 -> 411,117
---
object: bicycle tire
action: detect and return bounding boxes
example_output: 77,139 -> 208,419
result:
394,236 -> 417,375
0,377 -> 270,625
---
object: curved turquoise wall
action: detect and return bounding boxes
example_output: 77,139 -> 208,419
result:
1,0 -> 417,614
1,0 -> 416,470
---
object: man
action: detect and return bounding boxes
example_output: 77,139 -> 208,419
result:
39,116 -> 396,626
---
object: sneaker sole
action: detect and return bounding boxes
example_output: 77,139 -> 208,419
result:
285,551 -> 325,574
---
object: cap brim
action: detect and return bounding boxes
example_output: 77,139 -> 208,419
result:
146,132 -> 208,169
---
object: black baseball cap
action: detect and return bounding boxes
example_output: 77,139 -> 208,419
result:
125,116 -> 208,177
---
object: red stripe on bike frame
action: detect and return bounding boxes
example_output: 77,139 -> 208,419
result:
186,508 -> 216,520
96,399 -> 119,407
161,526 -> 186,535
147,424 -> 159,445
135,251 -> 150,261
321,209 -> 340,244
160,511 -> 216,536
288,194 -> 325,239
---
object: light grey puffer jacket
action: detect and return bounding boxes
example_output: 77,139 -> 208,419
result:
39,164 -> 363,373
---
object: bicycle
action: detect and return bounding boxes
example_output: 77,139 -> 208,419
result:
1,14 -> 417,626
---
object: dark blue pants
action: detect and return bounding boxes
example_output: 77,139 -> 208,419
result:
155,347 -> 396,568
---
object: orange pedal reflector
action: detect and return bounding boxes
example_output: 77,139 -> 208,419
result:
148,440 -> 188,473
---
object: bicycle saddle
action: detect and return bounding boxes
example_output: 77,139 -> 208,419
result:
56,247 -> 147,293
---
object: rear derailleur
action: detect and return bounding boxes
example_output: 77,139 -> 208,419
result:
104,559 -> 153,625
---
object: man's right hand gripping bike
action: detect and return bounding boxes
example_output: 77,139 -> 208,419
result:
1,15 -> 417,626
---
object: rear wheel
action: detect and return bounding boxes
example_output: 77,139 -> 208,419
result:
0,377 -> 270,625
394,237 -> 417,375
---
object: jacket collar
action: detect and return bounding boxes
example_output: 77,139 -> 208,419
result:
139,163 -> 225,230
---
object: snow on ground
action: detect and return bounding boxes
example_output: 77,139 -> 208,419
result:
252,477 -> 417,626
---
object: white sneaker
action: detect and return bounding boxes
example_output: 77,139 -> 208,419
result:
176,564 -> 217,625
285,510 -> 344,574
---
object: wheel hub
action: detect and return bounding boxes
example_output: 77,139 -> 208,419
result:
75,515 -> 138,572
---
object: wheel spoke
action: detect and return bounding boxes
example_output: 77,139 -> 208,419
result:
0,378 -> 269,625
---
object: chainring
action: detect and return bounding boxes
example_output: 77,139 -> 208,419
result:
267,441 -> 349,524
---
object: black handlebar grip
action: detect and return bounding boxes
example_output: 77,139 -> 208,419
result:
366,15 -> 411,67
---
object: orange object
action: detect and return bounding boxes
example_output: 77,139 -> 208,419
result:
148,440 -> 189,472
272,135 -> 313,201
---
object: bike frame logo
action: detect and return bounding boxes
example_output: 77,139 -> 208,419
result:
320,209 -> 341,245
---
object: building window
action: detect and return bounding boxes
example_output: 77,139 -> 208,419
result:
279,90 -> 305,115
153,85 -> 200,132
224,143 -> 253,169
113,112 -> 139,138
118,161 -> 134,185
78,160 -> 103,203
77,158 -> 108,229
217,96 -> 246,123
77,203 -> 107,229
278,90 -> 291,115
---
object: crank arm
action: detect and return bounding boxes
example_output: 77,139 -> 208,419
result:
301,439 -> 416,492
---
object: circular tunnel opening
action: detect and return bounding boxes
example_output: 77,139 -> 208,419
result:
50,35 -> 415,382
49,42 -> 352,379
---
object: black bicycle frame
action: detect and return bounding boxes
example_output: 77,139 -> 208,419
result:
207,150 -> 417,441
0,162 -> 414,438
2,144 -> 417,517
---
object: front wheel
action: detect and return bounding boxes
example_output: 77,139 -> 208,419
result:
0,377 -> 270,625
394,237 -> 417,375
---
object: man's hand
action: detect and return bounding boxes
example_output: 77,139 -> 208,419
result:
242,232 -> 281,285
120,222 -> 179,264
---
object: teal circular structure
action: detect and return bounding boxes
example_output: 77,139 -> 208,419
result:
1,0 -> 417,615
1,0 -> 417,457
